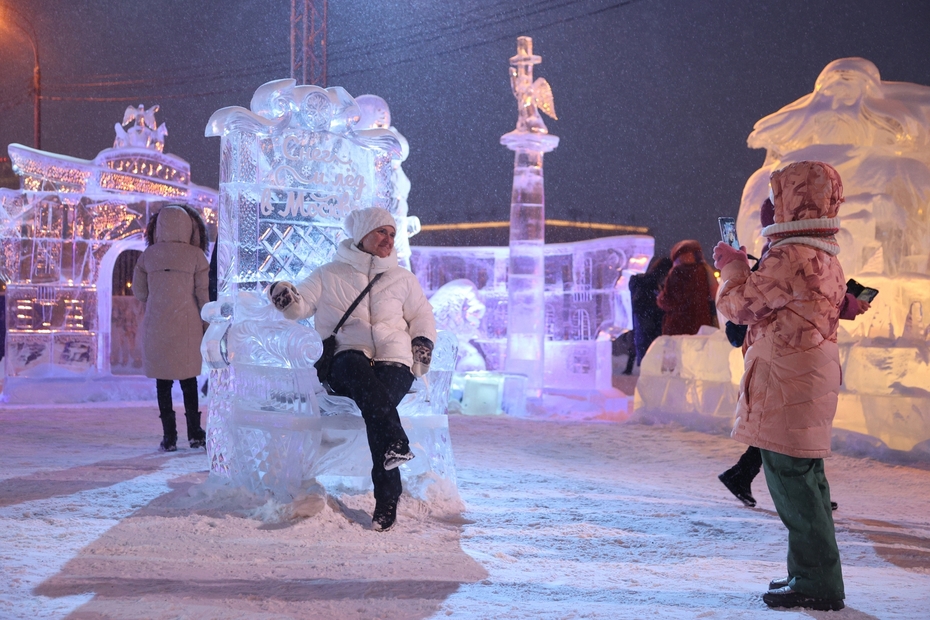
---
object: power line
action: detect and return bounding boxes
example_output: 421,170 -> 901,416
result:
331,0 -> 644,79
329,0 -> 589,64
40,85 -> 258,103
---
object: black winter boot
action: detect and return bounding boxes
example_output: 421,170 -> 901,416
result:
718,468 -> 755,506
718,446 -> 762,507
372,497 -> 398,532
159,410 -> 178,452
185,411 -> 206,449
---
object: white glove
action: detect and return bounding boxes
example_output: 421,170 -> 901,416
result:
411,336 -> 433,377
269,281 -> 299,312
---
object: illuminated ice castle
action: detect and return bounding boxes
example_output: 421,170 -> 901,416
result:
0,105 -> 217,401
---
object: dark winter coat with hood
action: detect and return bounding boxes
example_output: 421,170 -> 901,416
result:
132,206 -> 211,380
657,240 -> 718,336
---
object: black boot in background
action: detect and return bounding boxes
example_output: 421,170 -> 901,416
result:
159,410 -> 178,452
718,446 -> 762,507
185,411 -> 206,449
155,379 -> 178,452
179,377 -> 206,449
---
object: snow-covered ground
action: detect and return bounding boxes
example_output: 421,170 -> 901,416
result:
1,401 -> 929,619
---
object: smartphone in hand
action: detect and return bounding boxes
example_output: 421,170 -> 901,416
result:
718,217 -> 740,250
846,278 -> 879,302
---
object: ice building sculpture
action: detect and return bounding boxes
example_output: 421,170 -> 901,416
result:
0,106 -> 217,402
635,58 -> 930,455
411,234 -> 653,399
501,36 -> 559,394
202,80 -> 459,505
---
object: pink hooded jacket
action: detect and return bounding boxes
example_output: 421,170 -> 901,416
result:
716,162 -> 847,458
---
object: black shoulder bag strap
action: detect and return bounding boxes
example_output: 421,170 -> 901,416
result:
330,272 -> 384,337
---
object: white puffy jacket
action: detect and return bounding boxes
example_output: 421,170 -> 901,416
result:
280,239 -> 437,367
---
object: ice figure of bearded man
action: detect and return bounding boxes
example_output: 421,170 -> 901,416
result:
738,57 -> 930,277
428,279 -> 487,371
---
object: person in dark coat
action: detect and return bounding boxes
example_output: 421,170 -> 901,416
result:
657,240 -> 718,336
629,256 -> 673,366
133,205 -> 211,452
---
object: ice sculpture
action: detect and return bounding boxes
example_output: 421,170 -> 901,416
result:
739,58 -> 930,336
203,80 -> 459,505
429,279 -> 487,371
355,94 -> 420,270
635,59 -> 930,454
410,234 -> 654,397
501,36 -> 559,394
0,105 -> 217,402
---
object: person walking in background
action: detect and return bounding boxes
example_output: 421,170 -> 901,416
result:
133,205 -> 210,452
714,161 -> 847,611
268,207 -> 437,532
629,256 -> 673,367
657,240 -> 718,336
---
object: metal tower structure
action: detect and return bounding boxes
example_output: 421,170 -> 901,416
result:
290,0 -> 327,87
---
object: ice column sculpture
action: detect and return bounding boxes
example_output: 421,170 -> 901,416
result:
501,36 -> 559,394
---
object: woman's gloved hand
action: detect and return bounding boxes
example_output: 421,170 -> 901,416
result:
269,281 -> 299,311
411,336 -> 434,377
713,241 -> 749,270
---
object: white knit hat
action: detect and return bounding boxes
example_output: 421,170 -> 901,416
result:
344,207 -> 396,242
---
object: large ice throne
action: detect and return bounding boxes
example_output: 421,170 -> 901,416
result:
201,80 -> 459,509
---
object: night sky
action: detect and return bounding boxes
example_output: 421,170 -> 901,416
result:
2,0 -> 930,257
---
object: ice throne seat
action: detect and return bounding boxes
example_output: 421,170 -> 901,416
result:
202,292 -> 458,502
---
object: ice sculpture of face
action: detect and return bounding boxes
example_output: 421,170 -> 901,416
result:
359,225 -> 396,258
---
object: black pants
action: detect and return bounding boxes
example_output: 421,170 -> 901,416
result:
156,377 -> 199,440
328,350 -> 414,505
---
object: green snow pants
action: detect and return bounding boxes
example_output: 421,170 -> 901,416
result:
760,449 -> 845,601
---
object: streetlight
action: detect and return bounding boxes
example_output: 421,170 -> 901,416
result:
1,3 -> 41,150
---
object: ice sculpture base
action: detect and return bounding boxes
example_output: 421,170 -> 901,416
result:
500,131 -> 559,153
209,401 -> 459,509
525,388 -> 631,422
1,373 -> 155,404
459,371 -> 527,416
633,329 -> 930,456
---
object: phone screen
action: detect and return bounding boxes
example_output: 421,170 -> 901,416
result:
718,217 -> 739,250
847,279 -> 879,303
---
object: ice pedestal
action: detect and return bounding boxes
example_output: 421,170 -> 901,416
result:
501,136 -> 558,394
836,342 -> 930,451
634,327 -> 930,454
460,371 -> 527,416
633,328 -> 742,432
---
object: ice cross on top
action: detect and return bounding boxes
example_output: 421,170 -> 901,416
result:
509,36 -> 557,134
